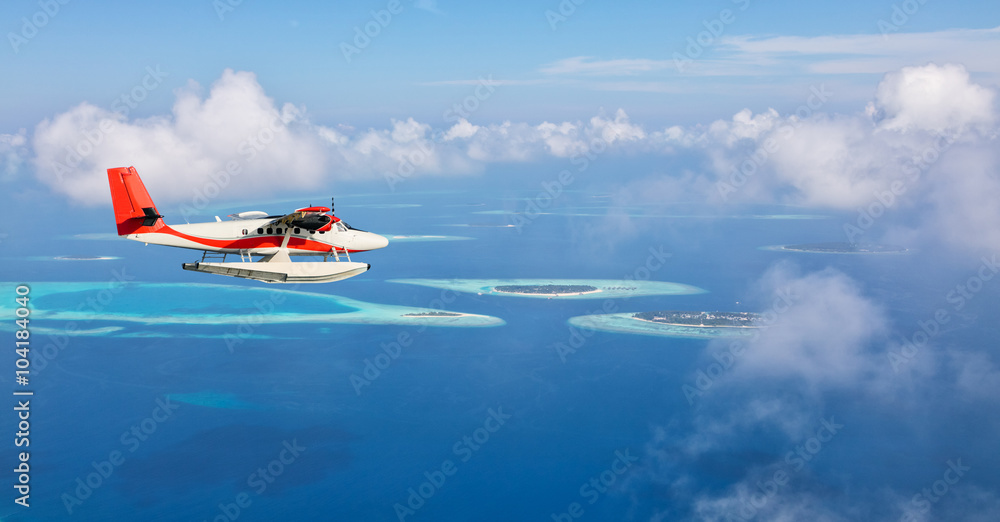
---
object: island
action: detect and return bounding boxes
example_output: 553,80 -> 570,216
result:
568,310 -> 759,339
634,311 -> 760,328
778,242 -> 907,254
402,311 -> 463,317
495,284 -> 599,296
5,282 -> 506,334
387,235 -> 473,242
389,278 -> 706,300
54,255 -> 116,261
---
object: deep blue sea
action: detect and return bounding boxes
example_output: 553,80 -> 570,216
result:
4,174 -> 998,521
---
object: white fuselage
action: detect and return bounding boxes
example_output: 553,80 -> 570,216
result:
128,218 -> 389,255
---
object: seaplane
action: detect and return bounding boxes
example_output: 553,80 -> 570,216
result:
107,166 -> 388,283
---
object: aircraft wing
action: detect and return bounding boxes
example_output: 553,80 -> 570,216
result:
227,211 -> 269,220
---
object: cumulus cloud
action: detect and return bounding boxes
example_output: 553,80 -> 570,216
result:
627,263 -> 988,522
33,70 -> 330,206
31,69 -> 653,207
606,63 -> 1000,251
920,142 -> 1000,251
664,264 -> 888,458
455,108 -> 646,162
666,64 -> 996,206
625,254 -> 1000,522
733,263 -> 889,387
24,64 -> 1000,252
872,63 -> 996,133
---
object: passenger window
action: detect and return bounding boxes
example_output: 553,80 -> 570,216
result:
266,228 -> 273,234
276,228 -> 283,234
294,227 -> 301,234
257,228 -> 263,234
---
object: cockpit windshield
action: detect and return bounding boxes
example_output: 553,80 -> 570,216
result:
335,221 -> 349,232
340,221 -> 366,232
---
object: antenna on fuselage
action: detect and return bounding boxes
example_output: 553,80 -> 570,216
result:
330,197 -> 335,215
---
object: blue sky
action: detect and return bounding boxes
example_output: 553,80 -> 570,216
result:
2,0 -> 997,130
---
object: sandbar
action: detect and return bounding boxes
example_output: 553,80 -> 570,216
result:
388,278 -> 705,299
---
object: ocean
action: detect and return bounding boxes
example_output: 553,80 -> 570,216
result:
4,181 -> 997,521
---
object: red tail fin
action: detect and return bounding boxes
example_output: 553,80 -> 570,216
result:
107,166 -> 166,236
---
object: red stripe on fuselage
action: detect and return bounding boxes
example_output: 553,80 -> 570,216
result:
158,226 -> 362,253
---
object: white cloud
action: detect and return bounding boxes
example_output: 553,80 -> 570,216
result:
530,28 -> 1000,91
33,70 -> 330,206
636,264 -> 890,493
693,484 -> 851,522
413,0 -> 443,15
766,115 -> 894,207
443,118 -> 479,140
950,350 -> 1000,400
680,398 -> 813,458
539,56 -> 674,76
734,263 -> 889,387
605,63 -> 1000,251
873,63 -> 996,133
920,142 -> 1000,251
449,108 -> 647,162
31,70 -> 654,207
590,108 -> 647,143
707,108 -> 782,146
0,129 -> 28,181
419,78 -> 549,87
25,64 -> 1000,253
718,26 -> 1000,78
652,64 -> 996,209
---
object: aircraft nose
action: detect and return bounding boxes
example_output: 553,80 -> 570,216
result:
360,232 -> 389,250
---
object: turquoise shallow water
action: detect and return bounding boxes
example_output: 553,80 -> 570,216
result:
1,282 -> 505,333
31,282 -> 358,317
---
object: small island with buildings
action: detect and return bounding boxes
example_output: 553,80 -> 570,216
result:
494,284 -> 600,296
633,311 -> 760,328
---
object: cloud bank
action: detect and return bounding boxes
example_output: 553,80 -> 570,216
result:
630,262 -> 999,522
23,63 -> 1000,251
30,69 -> 648,207
620,63 -> 999,252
